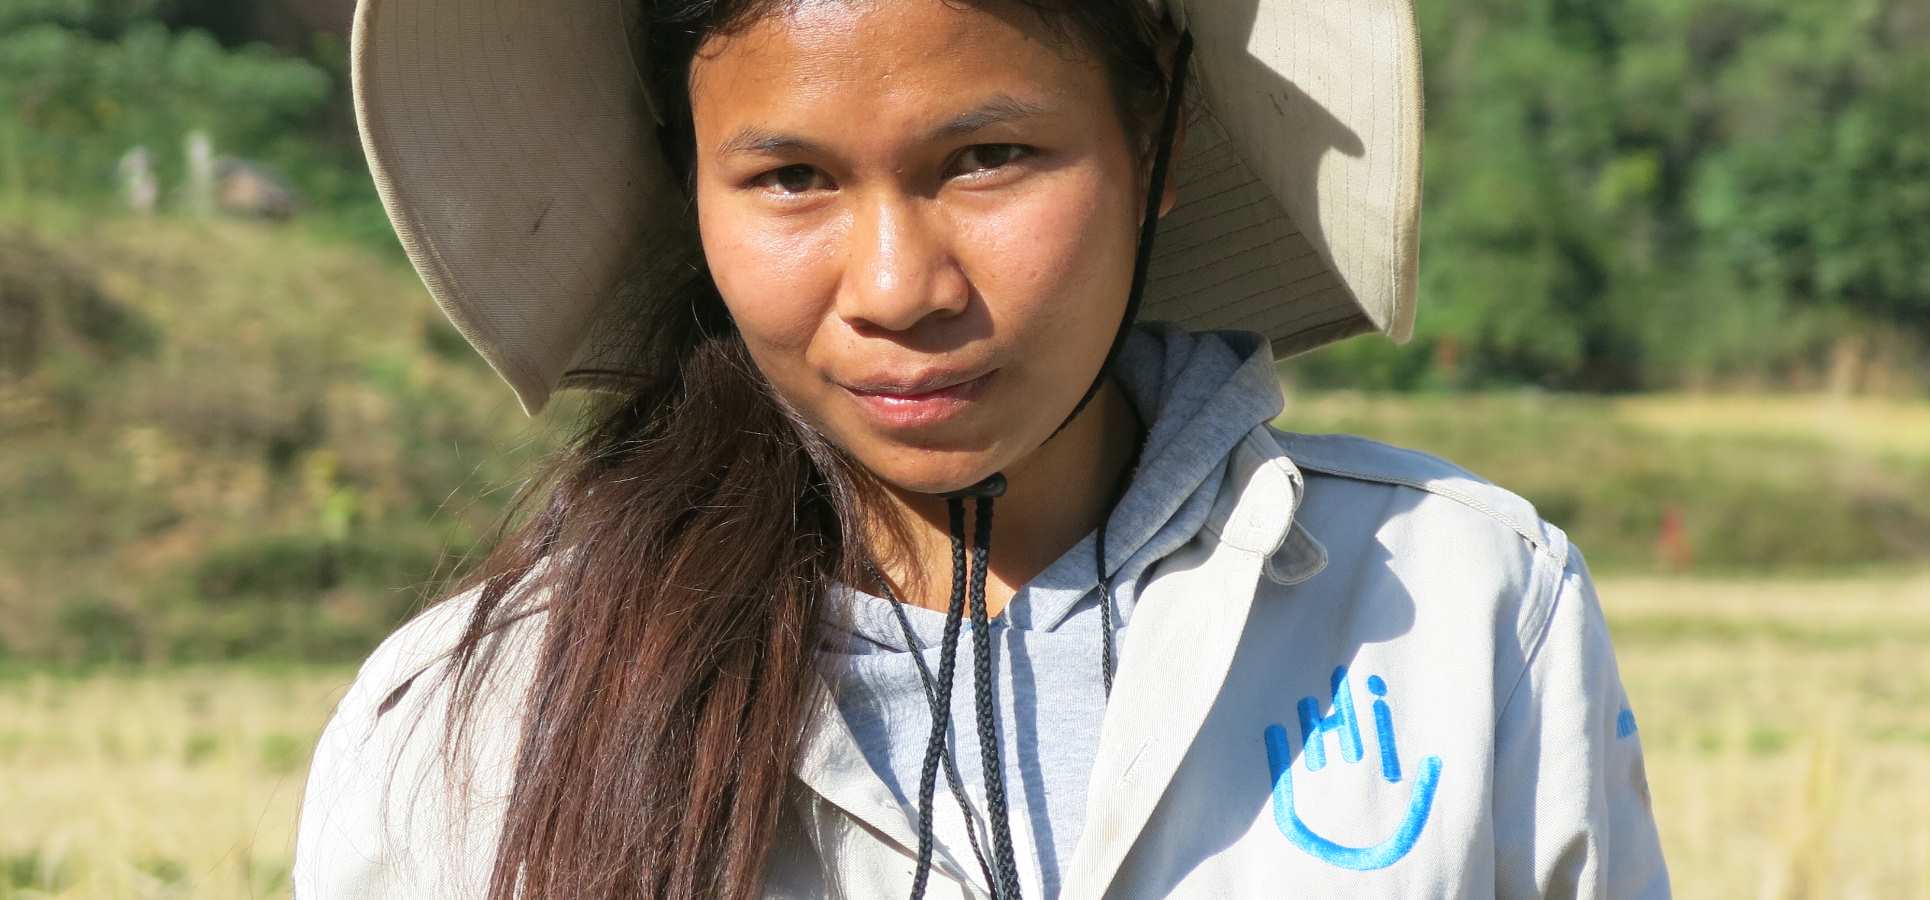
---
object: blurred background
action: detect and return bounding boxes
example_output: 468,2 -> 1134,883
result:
0,0 -> 1926,896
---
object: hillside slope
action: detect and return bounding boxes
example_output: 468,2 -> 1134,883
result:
0,207 -> 560,663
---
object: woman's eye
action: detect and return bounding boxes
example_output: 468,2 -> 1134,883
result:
753,164 -> 830,195
949,144 -> 1031,178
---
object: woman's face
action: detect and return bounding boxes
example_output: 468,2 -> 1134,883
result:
689,0 -> 1153,494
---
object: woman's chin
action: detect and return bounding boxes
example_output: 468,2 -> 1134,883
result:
876,463 -> 999,498
855,446 -> 1012,499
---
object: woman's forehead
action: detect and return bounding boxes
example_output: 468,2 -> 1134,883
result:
688,0 -> 1110,137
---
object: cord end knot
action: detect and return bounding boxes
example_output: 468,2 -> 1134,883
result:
942,473 -> 1007,500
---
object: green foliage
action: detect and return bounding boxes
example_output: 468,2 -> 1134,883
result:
0,0 -> 167,36
0,225 -> 157,386
1293,0 -> 1930,390
0,6 -> 401,254
255,732 -> 307,775
0,19 -> 331,200
151,529 -> 446,661
3,847 -> 75,894
53,594 -> 144,665
1694,52 -> 1930,333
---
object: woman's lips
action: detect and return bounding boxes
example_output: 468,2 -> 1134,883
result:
842,370 -> 996,429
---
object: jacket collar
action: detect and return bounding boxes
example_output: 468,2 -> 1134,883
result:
1210,425 -> 1328,586
1269,521 -> 1329,586
1057,423 -> 1313,900
786,423 -> 1323,898
792,675 -> 995,897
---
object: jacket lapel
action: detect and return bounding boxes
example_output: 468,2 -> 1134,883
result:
790,673 -> 991,899
1059,429 -> 1303,900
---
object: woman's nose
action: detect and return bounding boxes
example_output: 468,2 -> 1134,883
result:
836,197 -> 970,334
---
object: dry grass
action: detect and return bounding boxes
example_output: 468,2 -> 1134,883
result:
1609,394 -> 1930,463
0,667 -> 353,899
1603,570 -> 1930,899
2,572 -> 1927,898
1279,390 -> 1930,573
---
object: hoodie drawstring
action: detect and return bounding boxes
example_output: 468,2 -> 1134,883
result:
887,29 -> 1194,900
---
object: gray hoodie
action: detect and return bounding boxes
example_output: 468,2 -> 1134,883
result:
816,324 -> 1283,898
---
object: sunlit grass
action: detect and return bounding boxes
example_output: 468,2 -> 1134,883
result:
3,572 -> 1928,898
0,667 -> 351,899
1605,570 -> 1930,899
1277,389 -> 1930,573
1610,393 -> 1930,464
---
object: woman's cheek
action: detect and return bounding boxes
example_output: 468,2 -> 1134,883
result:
957,177 -> 1131,337
704,211 -> 843,354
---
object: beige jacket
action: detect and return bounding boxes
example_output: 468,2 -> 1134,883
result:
293,424 -> 1669,898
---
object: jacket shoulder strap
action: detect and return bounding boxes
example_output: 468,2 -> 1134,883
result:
1270,428 -> 1555,556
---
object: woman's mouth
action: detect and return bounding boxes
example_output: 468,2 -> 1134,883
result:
842,370 -> 997,429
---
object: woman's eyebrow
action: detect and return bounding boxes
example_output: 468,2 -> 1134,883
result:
714,94 -> 1054,159
716,129 -> 821,159
924,94 -> 1054,142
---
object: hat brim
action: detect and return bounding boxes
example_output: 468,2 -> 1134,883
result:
352,0 -> 1421,415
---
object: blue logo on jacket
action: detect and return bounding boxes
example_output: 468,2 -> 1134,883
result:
1263,666 -> 1442,870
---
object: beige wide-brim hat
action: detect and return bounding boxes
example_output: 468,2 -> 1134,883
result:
351,0 -> 1422,415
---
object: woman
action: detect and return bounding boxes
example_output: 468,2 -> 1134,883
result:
296,0 -> 1669,897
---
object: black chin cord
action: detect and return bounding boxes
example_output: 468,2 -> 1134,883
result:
962,489 -> 1021,899
892,494 -> 987,900
887,29 -> 1192,900
880,477 -> 1013,900
1095,432 -> 1142,698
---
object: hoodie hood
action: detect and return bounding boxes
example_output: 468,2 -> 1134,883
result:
821,322 -> 1286,651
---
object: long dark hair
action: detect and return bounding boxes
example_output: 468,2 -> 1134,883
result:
413,3 -> 1177,898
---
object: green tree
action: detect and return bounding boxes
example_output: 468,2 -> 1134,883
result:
1296,0 -> 1930,391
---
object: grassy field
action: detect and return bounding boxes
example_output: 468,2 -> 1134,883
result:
1276,389 -> 1930,574
2,570 -> 1927,899
0,666 -> 335,898
1608,570 -> 1930,899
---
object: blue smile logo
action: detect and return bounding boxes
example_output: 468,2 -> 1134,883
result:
1262,666 -> 1442,871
